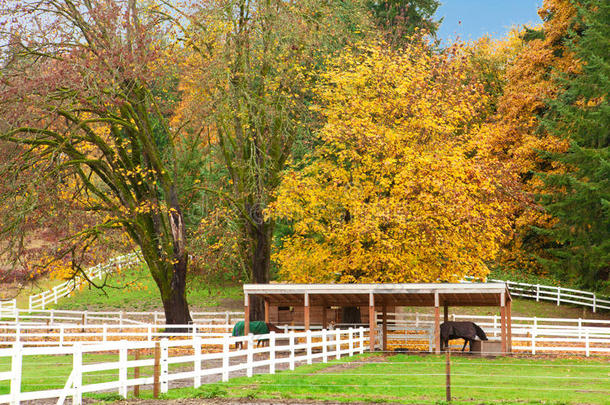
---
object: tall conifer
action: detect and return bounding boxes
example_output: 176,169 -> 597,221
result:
537,0 -> 609,290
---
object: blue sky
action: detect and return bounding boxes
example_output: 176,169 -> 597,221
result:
435,0 -> 544,43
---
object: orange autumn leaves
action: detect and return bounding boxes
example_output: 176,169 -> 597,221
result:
267,41 -> 517,284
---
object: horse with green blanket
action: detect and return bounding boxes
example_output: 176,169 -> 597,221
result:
232,321 -> 283,349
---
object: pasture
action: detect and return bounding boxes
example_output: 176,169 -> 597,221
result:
164,353 -> 610,404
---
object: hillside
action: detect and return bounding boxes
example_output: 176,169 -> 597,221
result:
12,266 -> 601,321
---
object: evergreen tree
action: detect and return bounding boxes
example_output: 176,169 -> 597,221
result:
537,0 -> 610,291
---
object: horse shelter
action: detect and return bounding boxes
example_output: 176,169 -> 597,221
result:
242,283 -> 512,354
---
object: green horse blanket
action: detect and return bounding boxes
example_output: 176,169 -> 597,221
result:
232,321 -> 269,336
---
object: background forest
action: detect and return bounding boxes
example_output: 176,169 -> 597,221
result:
0,0 -> 607,323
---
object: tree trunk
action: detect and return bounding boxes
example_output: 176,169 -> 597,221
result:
161,258 -> 192,329
246,203 -> 274,321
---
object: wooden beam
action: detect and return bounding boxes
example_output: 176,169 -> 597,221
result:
500,292 -> 507,355
304,293 -> 310,331
382,304 -> 388,352
264,298 -> 270,323
443,302 -> 449,323
435,292 -> 440,354
369,293 -> 376,352
322,305 -> 327,329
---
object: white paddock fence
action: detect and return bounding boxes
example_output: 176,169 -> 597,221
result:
0,309 -> 243,326
27,253 -> 141,311
465,277 -> 610,312
378,313 -> 610,356
0,301 -> 15,313
0,327 -> 367,405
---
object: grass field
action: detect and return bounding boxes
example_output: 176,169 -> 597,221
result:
158,353 -> 610,404
54,264 -> 243,312
1,344 -> 609,403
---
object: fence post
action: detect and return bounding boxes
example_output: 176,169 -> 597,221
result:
336,330 -> 341,359
359,327 -> 365,354
225,311 -> 230,325
348,328 -> 354,357
585,330 -> 590,357
134,349 -> 141,398
50,309 -> 55,325
102,324 -> 107,342
153,341 -> 160,398
247,334 -> 254,377
578,318 -> 582,339
222,336 -> 230,382
148,326 -> 153,341
593,294 -> 596,313
306,329 -> 312,365
493,315 -> 497,337
10,342 -> 22,405
269,331 -> 276,374
557,287 -> 561,306
322,329 -> 328,363
536,284 -> 540,302
15,325 -> 20,344
194,337 -> 202,388
28,295 -> 33,311
119,341 -> 128,398
73,342 -> 83,405
289,331 -> 295,371
531,324 -> 536,355
160,338 -> 169,393
445,349 -> 451,402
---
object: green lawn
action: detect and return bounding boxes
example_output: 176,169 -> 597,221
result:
54,264 -> 243,312
159,353 -> 610,404
2,351 -> 608,404
0,352 -> 153,394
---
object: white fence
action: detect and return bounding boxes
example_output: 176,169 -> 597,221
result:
378,313 -> 610,356
0,327 -> 366,405
0,301 -> 15,313
465,277 -> 610,312
0,309 -> 244,326
27,253 -> 141,311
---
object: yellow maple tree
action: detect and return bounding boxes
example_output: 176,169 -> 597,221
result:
474,0 -> 580,274
267,40 -> 516,283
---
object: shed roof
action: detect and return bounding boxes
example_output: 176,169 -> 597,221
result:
243,283 -> 510,307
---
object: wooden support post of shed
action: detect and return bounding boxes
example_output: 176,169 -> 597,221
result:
507,298 -> 512,354
434,292 -> 441,354
382,304 -> 388,352
264,298 -> 270,323
500,292 -> 507,355
322,305 -> 327,329
369,293 -> 376,352
304,293 -> 310,331
444,303 -> 448,323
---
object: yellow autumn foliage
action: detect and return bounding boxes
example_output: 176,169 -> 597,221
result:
268,41 -> 515,284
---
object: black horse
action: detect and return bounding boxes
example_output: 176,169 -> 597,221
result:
440,321 -> 488,352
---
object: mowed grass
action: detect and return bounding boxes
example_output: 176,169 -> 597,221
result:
54,264 -> 243,312
163,353 -> 610,404
0,352 -> 153,394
